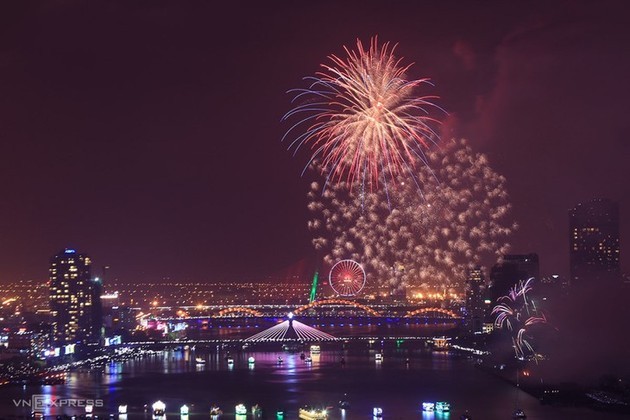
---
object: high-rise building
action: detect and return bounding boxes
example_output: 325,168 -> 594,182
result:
49,248 -> 99,344
488,253 -> 539,303
569,199 -> 620,286
465,266 -> 485,334
91,276 -> 104,341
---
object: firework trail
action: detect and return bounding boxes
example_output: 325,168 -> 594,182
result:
283,37 -> 443,189
308,139 -> 517,293
492,278 -> 548,359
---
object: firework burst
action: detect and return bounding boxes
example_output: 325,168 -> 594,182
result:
308,139 -> 517,293
283,37 -> 443,189
492,278 -> 548,360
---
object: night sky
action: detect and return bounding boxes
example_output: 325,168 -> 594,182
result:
1,1 -> 629,283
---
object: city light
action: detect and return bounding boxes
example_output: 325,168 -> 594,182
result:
0,5 -> 625,420
244,319 -> 337,342
152,400 -> 166,416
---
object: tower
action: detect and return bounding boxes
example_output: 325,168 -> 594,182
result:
465,266 -> 484,334
92,276 -> 104,341
489,253 -> 539,303
49,248 -> 98,344
569,199 -> 620,286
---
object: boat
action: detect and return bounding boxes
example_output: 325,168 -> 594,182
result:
195,357 -> 206,364
338,399 -> 350,410
436,401 -> 450,412
305,356 -> 313,363
513,408 -> 527,419
152,400 -> 166,418
251,404 -> 262,418
277,356 -> 284,364
372,407 -> 383,417
460,413 -> 472,420
235,404 -> 247,415
423,401 -> 450,412
431,336 -> 451,351
310,345 -> 321,354
422,402 -> 435,412
283,343 -> 301,352
210,405 -> 223,419
227,357 -> 234,365
375,353 -> 383,362
299,406 -> 328,419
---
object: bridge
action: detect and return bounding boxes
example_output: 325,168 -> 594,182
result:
150,299 -> 461,321
293,299 -> 382,317
404,307 -> 459,319
139,300 -> 462,344
216,307 -> 265,317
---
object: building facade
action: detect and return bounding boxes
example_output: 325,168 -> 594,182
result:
569,199 -> 620,286
49,248 -> 100,344
488,253 -> 539,303
465,266 -> 485,334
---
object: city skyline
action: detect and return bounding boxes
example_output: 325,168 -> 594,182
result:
2,3 -> 630,418
1,1 -> 629,283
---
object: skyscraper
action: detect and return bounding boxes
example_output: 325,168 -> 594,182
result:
49,248 -> 99,344
465,266 -> 485,334
569,199 -> 620,286
488,253 -> 540,303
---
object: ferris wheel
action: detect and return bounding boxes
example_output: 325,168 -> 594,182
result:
329,259 -> 366,296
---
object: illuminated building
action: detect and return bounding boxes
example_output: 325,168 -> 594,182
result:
101,291 -> 121,314
49,248 -> 99,344
489,253 -> 539,304
7,331 -> 50,357
92,276 -> 104,340
465,266 -> 484,333
101,292 -> 140,337
569,199 -> 620,286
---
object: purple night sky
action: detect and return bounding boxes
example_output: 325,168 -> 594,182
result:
1,1 -> 629,283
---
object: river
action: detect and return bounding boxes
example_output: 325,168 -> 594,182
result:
0,343 -> 622,419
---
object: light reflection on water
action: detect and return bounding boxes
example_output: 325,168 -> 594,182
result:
0,347 -> 622,419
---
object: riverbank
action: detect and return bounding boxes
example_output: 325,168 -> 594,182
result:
475,358 -> 630,416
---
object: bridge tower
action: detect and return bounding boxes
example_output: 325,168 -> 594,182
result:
309,270 -> 319,303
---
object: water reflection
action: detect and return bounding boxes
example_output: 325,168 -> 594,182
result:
0,347 -> 606,420
422,411 -> 451,419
